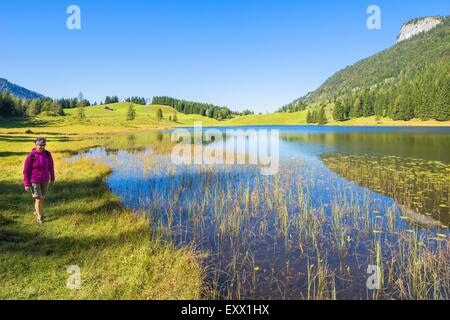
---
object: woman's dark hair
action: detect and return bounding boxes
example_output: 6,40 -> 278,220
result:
35,137 -> 47,145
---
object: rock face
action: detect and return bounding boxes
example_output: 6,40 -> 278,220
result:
397,17 -> 443,43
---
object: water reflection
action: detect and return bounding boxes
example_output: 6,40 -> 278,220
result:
72,126 -> 450,299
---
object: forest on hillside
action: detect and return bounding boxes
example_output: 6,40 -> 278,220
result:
332,56 -> 450,121
152,96 -> 253,120
305,16 -> 449,103
283,16 -> 450,122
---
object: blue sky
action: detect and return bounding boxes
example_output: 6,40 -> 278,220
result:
0,0 -> 448,112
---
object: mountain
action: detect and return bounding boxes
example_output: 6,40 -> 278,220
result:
288,15 -> 449,107
396,16 -> 443,43
0,78 -> 45,100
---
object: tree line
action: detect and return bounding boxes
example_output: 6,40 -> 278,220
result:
0,92 -> 100,118
278,100 -> 308,113
152,96 -> 253,120
125,96 -> 146,105
332,57 -> 449,122
306,105 -> 327,125
0,92 -> 150,118
0,93 -> 65,117
104,96 -> 119,104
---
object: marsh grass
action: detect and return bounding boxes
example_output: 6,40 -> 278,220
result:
81,137 -> 449,300
322,154 -> 449,228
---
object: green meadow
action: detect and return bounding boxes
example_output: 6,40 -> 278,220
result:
0,130 -> 203,299
62,103 -> 219,126
0,103 -> 218,135
1,102 -> 449,299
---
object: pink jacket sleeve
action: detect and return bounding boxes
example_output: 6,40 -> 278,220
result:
23,153 -> 32,187
48,152 -> 55,182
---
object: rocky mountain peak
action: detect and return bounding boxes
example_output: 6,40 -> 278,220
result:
397,16 -> 443,43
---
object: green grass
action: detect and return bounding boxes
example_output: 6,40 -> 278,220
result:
64,103 -> 219,126
219,107 -> 450,127
0,103 -> 219,135
221,111 -> 309,126
74,103 -> 218,124
1,107 -> 448,299
0,134 -> 203,299
325,115 -> 450,127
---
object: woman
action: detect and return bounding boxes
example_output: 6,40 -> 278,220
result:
23,137 -> 55,224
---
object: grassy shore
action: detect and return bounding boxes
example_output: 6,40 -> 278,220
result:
0,132 -> 203,299
324,116 -> 450,127
221,113 -> 450,127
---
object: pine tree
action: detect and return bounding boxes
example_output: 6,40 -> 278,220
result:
352,97 -> 362,118
306,111 -> 311,123
126,103 -> 136,120
433,71 -> 450,121
58,103 -> 65,116
317,106 -> 328,125
0,93 -> 15,117
76,105 -> 86,121
48,101 -> 61,116
311,110 -> 318,123
156,108 -> 163,121
333,100 -> 346,121
28,100 -> 40,116
41,100 -> 52,114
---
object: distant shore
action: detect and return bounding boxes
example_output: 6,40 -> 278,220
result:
1,104 -> 449,136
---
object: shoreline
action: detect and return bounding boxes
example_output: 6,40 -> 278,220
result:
211,119 -> 450,128
179,123 -> 450,128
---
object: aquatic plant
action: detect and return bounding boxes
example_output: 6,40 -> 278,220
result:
76,133 -> 450,300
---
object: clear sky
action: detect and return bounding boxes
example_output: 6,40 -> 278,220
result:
0,0 -> 448,112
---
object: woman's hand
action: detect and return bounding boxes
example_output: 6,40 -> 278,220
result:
25,186 -> 30,192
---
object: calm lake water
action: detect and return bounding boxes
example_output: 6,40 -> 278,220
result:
73,126 -> 450,299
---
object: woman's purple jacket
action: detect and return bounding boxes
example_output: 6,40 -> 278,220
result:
23,148 -> 55,187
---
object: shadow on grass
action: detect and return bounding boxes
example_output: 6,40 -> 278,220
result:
0,223 -> 145,257
0,173 -> 129,258
0,135 -> 74,141
0,117 -> 54,129
0,151 -> 28,158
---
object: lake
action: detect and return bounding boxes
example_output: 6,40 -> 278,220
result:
72,126 -> 450,299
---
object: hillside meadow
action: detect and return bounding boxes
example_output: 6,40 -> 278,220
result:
0,103 -> 218,135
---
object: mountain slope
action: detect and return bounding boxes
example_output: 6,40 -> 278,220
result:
0,78 -> 45,100
293,16 -> 449,105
